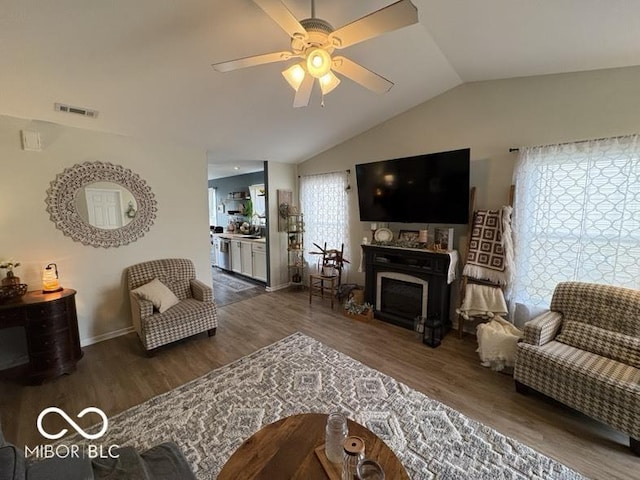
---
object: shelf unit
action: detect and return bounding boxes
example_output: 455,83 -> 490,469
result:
287,213 -> 304,285
224,195 -> 250,216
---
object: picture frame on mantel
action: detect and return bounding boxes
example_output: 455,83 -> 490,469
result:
434,227 -> 454,251
398,230 -> 420,242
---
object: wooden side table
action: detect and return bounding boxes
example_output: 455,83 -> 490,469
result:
0,289 -> 82,384
218,413 -> 409,479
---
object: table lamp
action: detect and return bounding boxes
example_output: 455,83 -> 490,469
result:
42,263 -> 63,293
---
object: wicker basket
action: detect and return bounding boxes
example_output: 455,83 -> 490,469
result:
343,309 -> 373,322
0,283 -> 28,303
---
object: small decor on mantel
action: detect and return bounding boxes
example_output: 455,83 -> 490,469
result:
434,227 -> 454,251
371,238 -> 426,249
398,229 -> 420,242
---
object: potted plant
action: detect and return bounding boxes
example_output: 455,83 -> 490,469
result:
344,298 -> 374,322
0,260 -> 21,286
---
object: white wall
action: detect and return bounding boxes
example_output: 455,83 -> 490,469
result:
298,65 -> 640,286
0,115 -> 211,362
265,161 -> 297,290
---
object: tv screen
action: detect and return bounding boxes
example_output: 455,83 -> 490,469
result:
355,148 -> 470,224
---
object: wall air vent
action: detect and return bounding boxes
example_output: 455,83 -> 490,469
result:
54,103 -> 99,118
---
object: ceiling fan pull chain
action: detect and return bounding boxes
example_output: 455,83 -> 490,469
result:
321,89 -> 325,108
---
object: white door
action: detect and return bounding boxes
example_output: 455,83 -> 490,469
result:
85,188 -> 123,229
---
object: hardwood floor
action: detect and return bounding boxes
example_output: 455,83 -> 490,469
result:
0,289 -> 636,479
210,267 -> 266,306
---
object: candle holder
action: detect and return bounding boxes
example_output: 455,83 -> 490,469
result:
423,315 -> 444,348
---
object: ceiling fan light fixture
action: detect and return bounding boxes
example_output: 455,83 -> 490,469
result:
282,63 -> 306,91
306,48 -> 331,78
213,0 -> 420,106
319,71 -> 340,95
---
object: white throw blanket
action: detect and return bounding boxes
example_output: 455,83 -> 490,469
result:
456,283 -> 508,320
476,316 -> 523,371
447,250 -> 459,284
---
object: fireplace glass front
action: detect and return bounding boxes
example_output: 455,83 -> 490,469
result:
376,272 -> 428,328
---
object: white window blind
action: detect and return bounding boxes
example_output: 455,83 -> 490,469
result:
512,135 -> 640,307
300,172 -> 350,275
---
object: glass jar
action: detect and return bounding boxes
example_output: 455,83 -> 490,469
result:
342,436 -> 365,480
325,412 -> 348,463
356,458 -> 385,480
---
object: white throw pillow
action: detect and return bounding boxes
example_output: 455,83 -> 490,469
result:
132,278 -> 180,313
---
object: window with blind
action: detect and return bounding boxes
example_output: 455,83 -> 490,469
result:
511,135 -> 640,307
299,172 -> 350,275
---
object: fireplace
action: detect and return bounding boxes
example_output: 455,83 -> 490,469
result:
362,245 -> 453,336
376,272 -> 427,326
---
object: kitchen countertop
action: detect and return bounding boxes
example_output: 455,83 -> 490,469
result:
212,233 -> 266,243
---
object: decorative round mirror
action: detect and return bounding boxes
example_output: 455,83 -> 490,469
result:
45,162 -> 157,248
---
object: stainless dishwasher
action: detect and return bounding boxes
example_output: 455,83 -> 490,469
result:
217,237 -> 231,271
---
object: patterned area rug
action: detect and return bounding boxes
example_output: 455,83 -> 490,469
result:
57,333 -> 583,479
211,270 -> 257,292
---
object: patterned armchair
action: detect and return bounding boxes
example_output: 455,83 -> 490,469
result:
126,259 -> 218,352
514,282 -> 640,455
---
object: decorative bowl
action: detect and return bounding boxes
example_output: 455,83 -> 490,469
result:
0,283 -> 28,303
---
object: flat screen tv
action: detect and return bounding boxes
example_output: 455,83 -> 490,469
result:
355,148 -> 470,224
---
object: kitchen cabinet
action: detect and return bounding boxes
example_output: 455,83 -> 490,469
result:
240,241 -> 253,276
252,243 -> 267,282
229,239 -> 266,282
231,240 -> 242,274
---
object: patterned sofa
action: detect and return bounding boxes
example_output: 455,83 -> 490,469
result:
127,259 -> 218,352
514,281 -> 640,455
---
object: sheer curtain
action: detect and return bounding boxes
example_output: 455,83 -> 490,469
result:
512,135 -> 640,307
300,171 -> 350,276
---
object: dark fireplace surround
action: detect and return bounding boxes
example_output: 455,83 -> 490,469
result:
362,245 -> 452,338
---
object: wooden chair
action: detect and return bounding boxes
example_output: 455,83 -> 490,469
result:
309,243 -> 345,309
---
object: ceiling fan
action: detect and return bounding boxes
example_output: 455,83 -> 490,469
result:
212,0 -> 418,107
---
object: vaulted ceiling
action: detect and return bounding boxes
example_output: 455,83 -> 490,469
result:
1,1 -> 639,179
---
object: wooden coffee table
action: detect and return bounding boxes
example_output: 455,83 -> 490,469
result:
218,413 -> 409,479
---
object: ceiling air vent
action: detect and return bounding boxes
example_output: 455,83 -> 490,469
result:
54,103 -> 99,118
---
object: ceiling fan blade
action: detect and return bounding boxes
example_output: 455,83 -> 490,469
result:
328,0 -> 418,49
212,51 -> 295,72
332,56 -> 393,94
253,0 -> 308,40
293,74 -> 314,108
